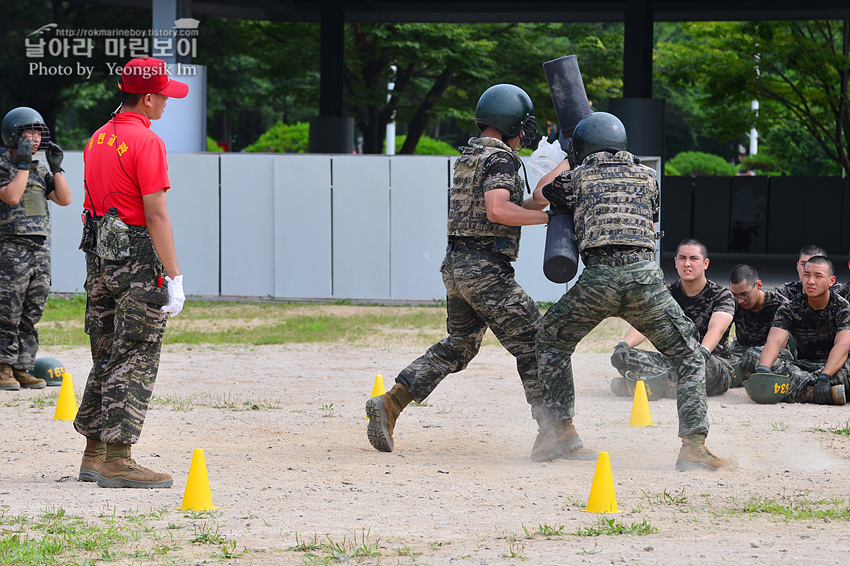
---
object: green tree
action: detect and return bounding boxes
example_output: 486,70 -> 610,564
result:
656,20 -> 850,174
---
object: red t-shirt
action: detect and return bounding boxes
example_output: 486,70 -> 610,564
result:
83,112 -> 170,225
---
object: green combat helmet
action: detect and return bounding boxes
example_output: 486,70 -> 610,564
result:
34,357 -> 65,387
1,107 -> 51,148
475,84 -> 538,149
568,111 -> 627,167
743,372 -> 790,404
624,370 -> 669,401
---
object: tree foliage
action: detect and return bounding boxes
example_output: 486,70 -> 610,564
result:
656,20 -> 850,174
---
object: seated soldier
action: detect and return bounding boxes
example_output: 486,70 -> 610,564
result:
776,244 -> 828,302
757,256 -> 850,405
610,238 -> 734,397
728,263 -> 792,384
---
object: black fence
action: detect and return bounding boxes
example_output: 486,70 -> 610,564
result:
661,176 -> 850,255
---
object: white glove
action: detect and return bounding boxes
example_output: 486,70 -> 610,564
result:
161,275 -> 185,317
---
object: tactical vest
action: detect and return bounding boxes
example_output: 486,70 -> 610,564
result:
447,137 -> 523,260
572,151 -> 657,253
0,154 -> 51,237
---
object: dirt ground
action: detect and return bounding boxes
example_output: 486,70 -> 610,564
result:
4,340 -> 850,565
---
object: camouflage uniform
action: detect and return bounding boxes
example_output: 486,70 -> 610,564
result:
729,290 -> 791,380
395,137 -> 543,417
771,293 -> 850,401
74,224 -> 169,444
538,151 -> 709,438
614,279 -> 735,396
834,282 -> 850,302
0,149 -> 53,372
776,280 -> 803,303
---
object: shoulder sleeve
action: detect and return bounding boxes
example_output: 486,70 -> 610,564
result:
133,135 -> 171,195
0,155 -> 13,189
772,301 -> 793,331
713,286 -> 736,316
836,297 -> 850,332
482,152 -> 517,193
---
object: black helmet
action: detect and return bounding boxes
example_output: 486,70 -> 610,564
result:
475,84 -> 538,148
568,112 -> 627,167
1,107 -> 51,148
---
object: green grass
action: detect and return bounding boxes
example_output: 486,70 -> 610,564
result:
814,420 -> 850,436
576,517 -> 657,536
735,494 -> 850,521
39,295 -> 630,351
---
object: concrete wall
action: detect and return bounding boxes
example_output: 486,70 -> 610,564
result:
48,152 -> 660,304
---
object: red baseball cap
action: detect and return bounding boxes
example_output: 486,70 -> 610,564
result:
118,57 -> 189,98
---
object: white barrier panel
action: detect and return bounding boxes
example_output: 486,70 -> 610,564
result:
273,155 -> 332,299
49,151 -> 87,294
331,156 -> 391,300
167,153 -> 220,296
389,156 -> 450,302
220,154 -> 275,297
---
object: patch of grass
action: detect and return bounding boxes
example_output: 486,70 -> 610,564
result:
503,539 -> 526,559
641,488 -> 689,505
814,420 -> 850,436
190,522 -> 227,545
288,530 -> 380,563
576,517 -> 657,536
736,494 -> 850,520
321,403 -> 335,417
38,297 -> 626,351
771,421 -> 789,431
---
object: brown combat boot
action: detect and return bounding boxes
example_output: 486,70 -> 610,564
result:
96,444 -> 173,488
676,434 -> 731,471
0,363 -> 21,391
531,412 -> 552,453
365,383 -> 412,452
78,438 -> 106,482
12,368 -> 46,389
531,419 -> 596,462
799,384 -> 846,405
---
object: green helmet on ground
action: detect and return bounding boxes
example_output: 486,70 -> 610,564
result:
568,111 -> 627,167
624,370 -> 669,401
475,84 -> 538,147
34,357 -> 65,386
743,372 -> 790,404
1,107 -> 51,148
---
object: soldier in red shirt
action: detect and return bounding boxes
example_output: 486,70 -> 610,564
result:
74,57 -> 187,488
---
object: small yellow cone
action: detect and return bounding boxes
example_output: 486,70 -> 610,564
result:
583,451 -> 621,513
53,372 -> 78,421
181,449 -> 217,511
629,380 -> 653,427
370,374 -> 386,398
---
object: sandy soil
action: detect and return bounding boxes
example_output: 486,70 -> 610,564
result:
4,341 -> 850,565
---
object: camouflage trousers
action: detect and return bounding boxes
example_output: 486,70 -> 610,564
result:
396,250 -> 543,418
537,260 -> 709,437
614,346 -> 732,396
74,227 -> 170,445
728,340 -> 794,385
0,238 -> 50,371
776,358 -> 850,402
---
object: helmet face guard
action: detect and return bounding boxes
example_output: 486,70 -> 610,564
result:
518,115 -> 540,150
1,107 -> 51,148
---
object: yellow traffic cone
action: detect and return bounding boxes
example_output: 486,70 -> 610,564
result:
629,380 -> 653,427
370,374 -> 386,398
583,451 -> 621,513
53,372 -> 78,421
181,449 -> 217,511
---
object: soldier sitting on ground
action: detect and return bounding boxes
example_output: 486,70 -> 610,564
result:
727,263 -> 791,385
757,256 -> 850,405
776,244 -> 828,303
610,238 -> 734,398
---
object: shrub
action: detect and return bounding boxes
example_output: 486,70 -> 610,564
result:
206,137 -> 224,152
664,162 -> 681,176
665,151 -> 739,176
243,121 -> 309,153
385,135 -> 460,155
